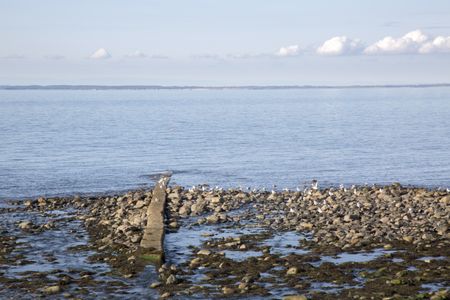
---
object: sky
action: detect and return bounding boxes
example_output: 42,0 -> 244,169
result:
1,0 -> 450,85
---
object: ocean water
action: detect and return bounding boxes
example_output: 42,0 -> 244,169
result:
0,88 -> 449,200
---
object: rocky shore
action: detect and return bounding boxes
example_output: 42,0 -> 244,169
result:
0,183 -> 449,299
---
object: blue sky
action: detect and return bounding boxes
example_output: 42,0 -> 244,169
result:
1,0 -> 450,85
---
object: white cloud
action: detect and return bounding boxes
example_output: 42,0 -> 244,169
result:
364,30 -> 429,54
276,45 -> 300,57
317,36 -> 363,55
90,48 -> 111,59
419,36 -> 450,53
125,50 -> 147,58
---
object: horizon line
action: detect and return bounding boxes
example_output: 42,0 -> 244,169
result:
1,83 -> 450,90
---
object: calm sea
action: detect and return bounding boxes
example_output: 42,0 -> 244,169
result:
1,88 -> 449,200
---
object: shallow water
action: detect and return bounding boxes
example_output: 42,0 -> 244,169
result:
1,87 -> 450,200
0,209 -> 158,299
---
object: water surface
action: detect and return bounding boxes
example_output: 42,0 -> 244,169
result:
1,88 -> 449,199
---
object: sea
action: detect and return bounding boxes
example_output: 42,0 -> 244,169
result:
1,87 -> 449,200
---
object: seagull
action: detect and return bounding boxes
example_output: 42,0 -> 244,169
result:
296,187 -> 301,192
311,180 -> 318,190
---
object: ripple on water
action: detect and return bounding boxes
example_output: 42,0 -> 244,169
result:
312,249 -> 396,266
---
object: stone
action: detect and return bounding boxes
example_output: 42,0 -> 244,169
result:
389,279 -> 402,285
150,282 -> 161,288
197,249 -> 211,256
134,200 -> 145,209
43,285 -> 61,294
206,214 -> 220,224
380,217 -> 390,224
18,220 -> 33,230
286,267 -> 298,275
222,287 -> 235,295
166,274 -> 177,285
299,222 -> 313,230
160,292 -> 171,298
283,295 -> 307,300
168,221 -> 178,229
436,224 -> 448,235
402,236 -> 413,243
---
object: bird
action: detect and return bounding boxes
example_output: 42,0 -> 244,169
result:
311,180 -> 319,190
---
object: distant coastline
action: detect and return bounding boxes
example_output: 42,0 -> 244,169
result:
1,83 -> 450,90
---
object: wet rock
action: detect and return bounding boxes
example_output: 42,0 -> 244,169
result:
18,220 -> 33,230
286,267 -> 298,275
222,286 -> 235,295
402,236 -> 413,243
150,282 -> 161,288
166,274 -> 177,285
283,295 -> 307,300
43,285 -> 61,294
197,249 -> 211,256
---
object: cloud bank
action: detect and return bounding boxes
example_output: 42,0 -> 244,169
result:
317,36 -> 363,55
276,45 -> 300,57
365,30 -> 450,55
90,48 -> 111,59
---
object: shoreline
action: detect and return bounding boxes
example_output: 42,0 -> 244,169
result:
0,183 -> 449,299
2,181 -> 449,203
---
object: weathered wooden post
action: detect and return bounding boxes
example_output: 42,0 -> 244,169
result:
140,175 -> 171,263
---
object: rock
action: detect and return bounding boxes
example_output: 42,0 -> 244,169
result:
189,257 -> 201,267
179,205 -> 190,216
166,274 -> 177,285
286,267 -> 298,275
283,295 -> 307,300
389,279 -> 402,285
130,235 -> 141,243
38,197 -> 47,206
197,249 -> 211,256
150,282 -> 161,288
206,214 -> 220,224
222,287 -> 235,295
238,282 -> 248,290
160,292 -> 171,298
18,220 -> 33,230
134,200 -> 145,209
436,224 -> 448,235
439,195 -> 450,204
402,236 -> 413,243
168,221 -> 178,229
43,285 -> 61,294
380,217 -> 390,224
383,244 -> 393,250
299,222 -> 313,230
